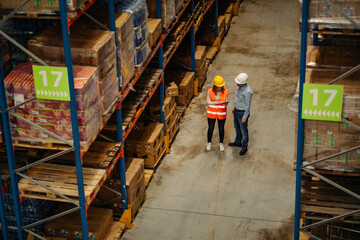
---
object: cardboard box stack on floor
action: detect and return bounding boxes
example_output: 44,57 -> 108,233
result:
45,205 -> 113,240
4,63 -> 102,149
296,46 -> 360,171
173,45 -> 207,88
94,158 -> 146,220
27,28 -> 118,122
149,95 -> 179,142
166,71 -> 195,107
125,123 -> 166,168
147,0 -> 176,29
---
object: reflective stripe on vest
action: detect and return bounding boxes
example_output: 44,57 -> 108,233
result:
207,88 -> 228,119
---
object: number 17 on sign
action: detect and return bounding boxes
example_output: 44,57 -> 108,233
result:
302,84 -> 344,122
33,65 -> 70,101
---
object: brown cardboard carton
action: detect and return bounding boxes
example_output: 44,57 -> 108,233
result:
165,104 -> 177,130
128,185 -> 146,219
147,0 -> 176,29
165,82 -> 179,97
126,123 -> 165,154
148,18 -> 162,48
136,138 -> 166,167
149,96 -> 176,121
341,112 -> 360,133
45,206 -> 113,240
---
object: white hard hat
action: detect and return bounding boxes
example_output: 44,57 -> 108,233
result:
235,73 -> 248,84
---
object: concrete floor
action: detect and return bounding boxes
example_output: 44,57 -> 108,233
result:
123,0 -> 300,239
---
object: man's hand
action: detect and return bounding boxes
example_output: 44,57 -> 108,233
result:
241,118 -> 247,124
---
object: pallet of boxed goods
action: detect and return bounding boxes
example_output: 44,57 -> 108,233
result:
298,0 -> 360,29
5,63 -> 102,151
295,45 -> 360,173
95,158 -> 146,220
149,95 -> 177,121
28,28 -> 118,123
125,123 -> 166,168
165,71 -> 195,106
45,205 -> 113,240
103,221 -> 126,240
18,163 -> 106,204
147,0 -> 176,30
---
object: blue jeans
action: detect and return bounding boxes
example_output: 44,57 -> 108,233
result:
233,110 -> 249,149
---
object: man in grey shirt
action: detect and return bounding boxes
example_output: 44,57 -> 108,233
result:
228,73 -> 253,155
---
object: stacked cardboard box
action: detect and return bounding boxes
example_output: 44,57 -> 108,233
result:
148,18 -> 162,48
28,29 -> 118,121
296,45 -> 360,171
4,63 -> 102,149
94,158 -> 146,220
165,71 -> 195,106
115,13 -> 136,92
218,15 -> 226,40
125,123 -> 166,168
147,0 -> 176,29
45,205 -> 113,240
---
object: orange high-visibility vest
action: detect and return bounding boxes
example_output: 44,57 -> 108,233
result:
207,88 -> 228,120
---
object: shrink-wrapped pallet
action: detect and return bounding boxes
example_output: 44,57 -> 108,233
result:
4,63 -> 102,149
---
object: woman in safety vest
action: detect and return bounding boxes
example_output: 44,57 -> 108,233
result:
206,76 -> 229,151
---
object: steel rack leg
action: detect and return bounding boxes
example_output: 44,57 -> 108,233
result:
294,0 -> 309,239
116,107 -> 128,211
108,0 -> 128,212
157,0 -> 166,135
59,1 -> 88,239
0,53 -> 24,240
0,173 -> 9,239
214,0 -> 219,38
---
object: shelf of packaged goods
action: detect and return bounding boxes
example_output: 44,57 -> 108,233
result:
122,76 -> 163,142
195,2 -> 214,35
164,21 -> 194,68
119,38 -> 163,104
163,1 -> 191,39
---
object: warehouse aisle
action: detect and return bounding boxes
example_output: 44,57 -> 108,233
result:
123,0 -> 300,239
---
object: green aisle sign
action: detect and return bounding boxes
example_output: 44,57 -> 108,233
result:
33,65 -> 70,101
302,84 -> 343,122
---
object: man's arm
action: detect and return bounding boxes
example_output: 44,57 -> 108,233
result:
242,91 -> 253,122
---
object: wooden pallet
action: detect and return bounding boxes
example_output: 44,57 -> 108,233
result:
18,163 -> 106,204
144,169 -> 154,189
44,141 -> 122,170
301,173 -> 360,225
145,148 -> 166,169
103,222 -> 126,240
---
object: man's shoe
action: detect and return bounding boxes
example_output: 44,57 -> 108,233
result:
228,142 -> 241,147
239,148 -> 248,156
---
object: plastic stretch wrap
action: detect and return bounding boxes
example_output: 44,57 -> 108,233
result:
135,41 -> 151,67
4,63 -> 102,148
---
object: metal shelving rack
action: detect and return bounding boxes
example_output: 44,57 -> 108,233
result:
294,0 -> 360,239
0,0 -> 220,239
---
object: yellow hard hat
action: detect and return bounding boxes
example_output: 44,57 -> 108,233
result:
213,76 -> 225,87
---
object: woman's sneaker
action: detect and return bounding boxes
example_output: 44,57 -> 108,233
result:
206,143 -> 211,151
219,143 -> 225,152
